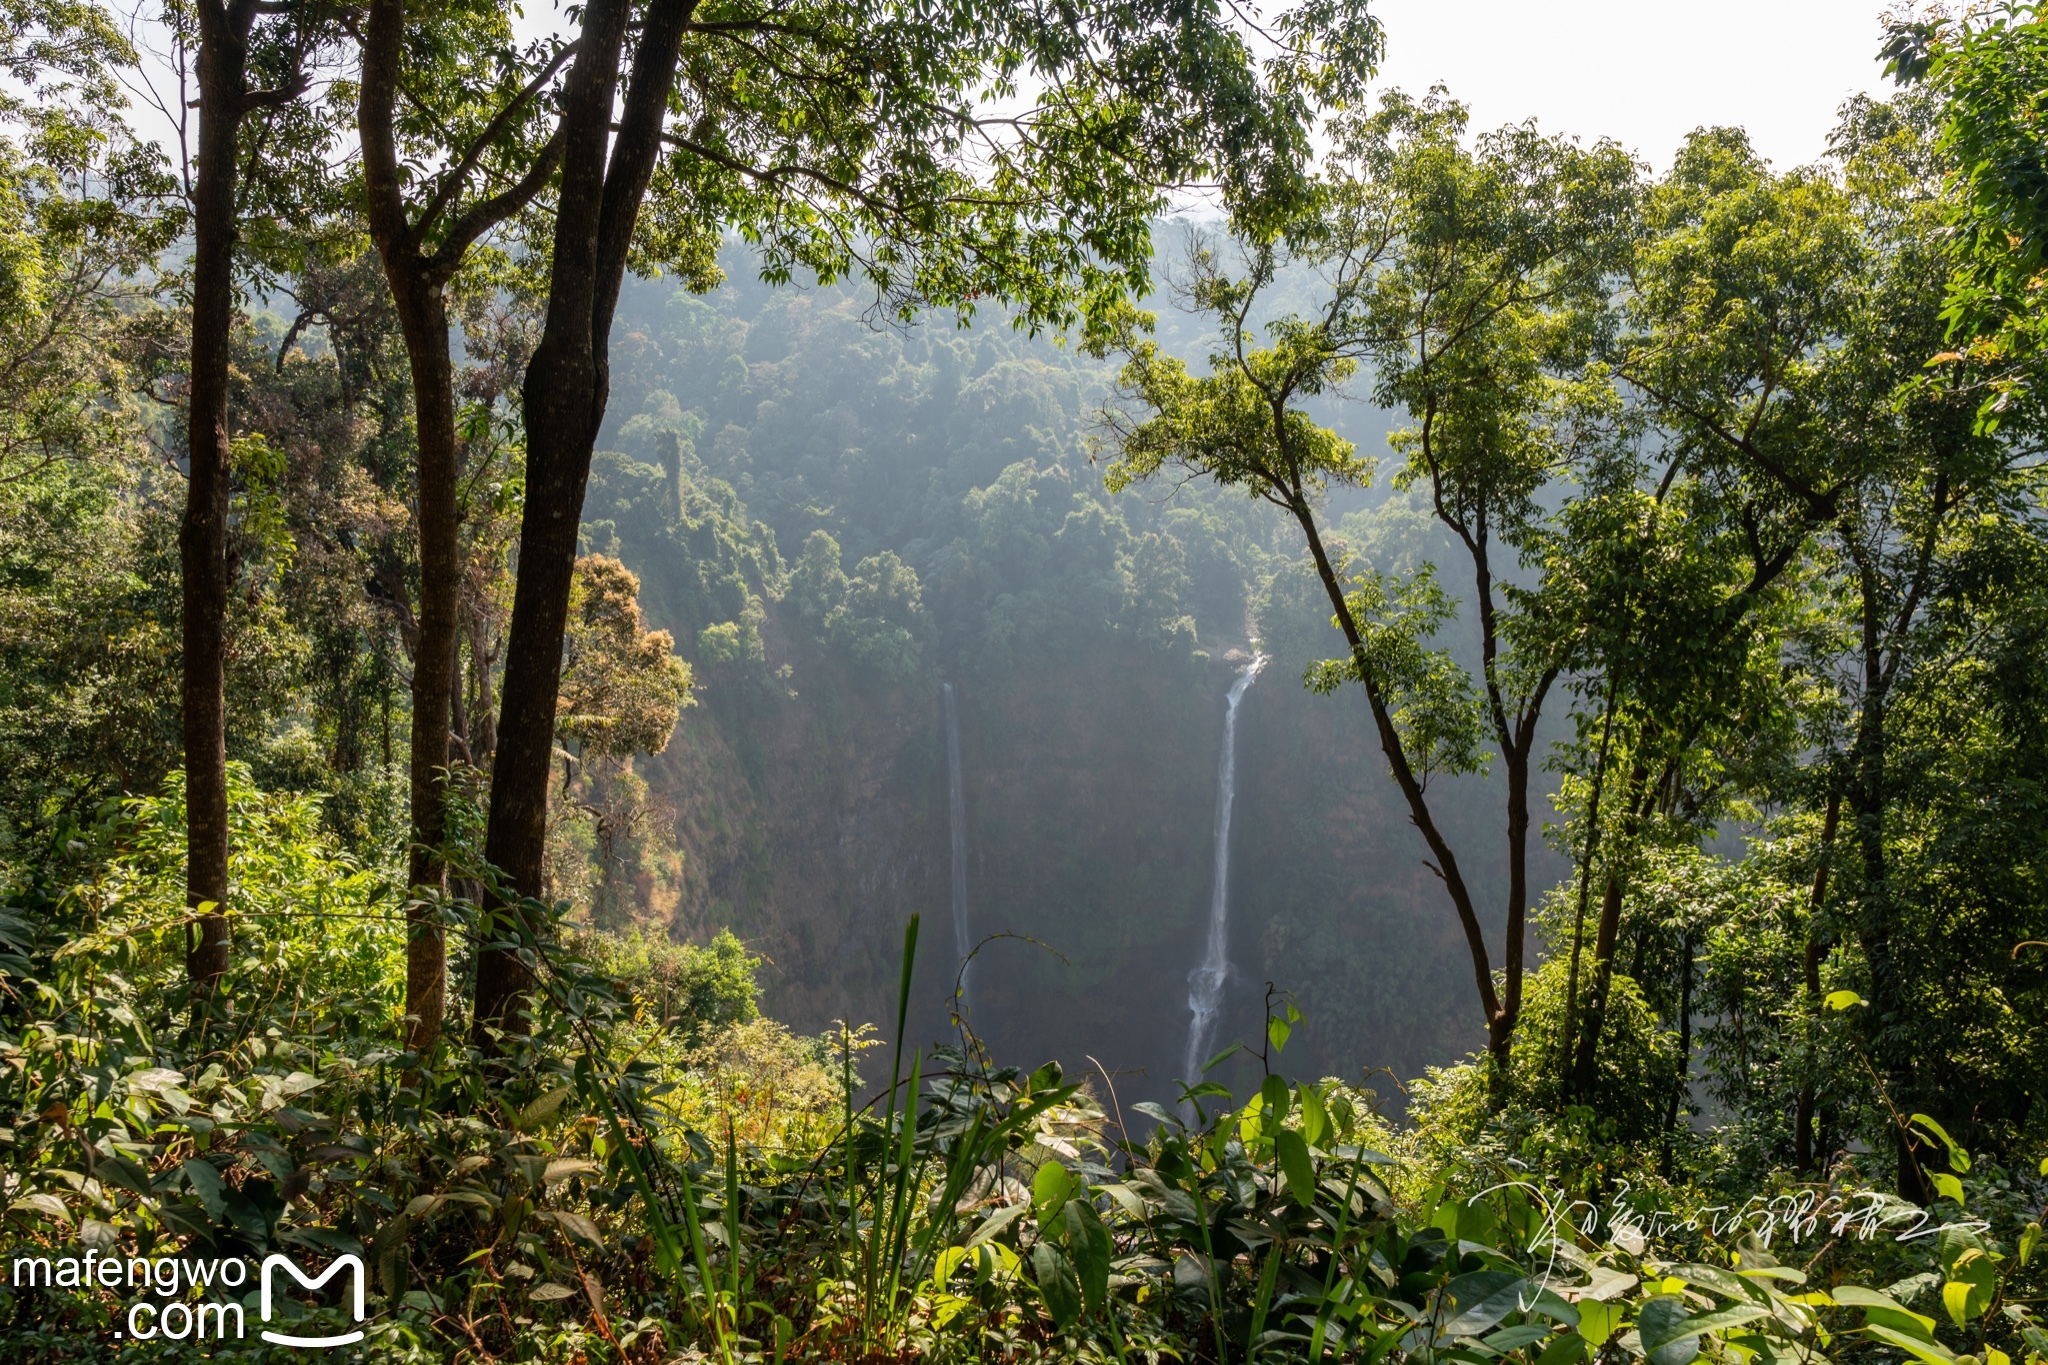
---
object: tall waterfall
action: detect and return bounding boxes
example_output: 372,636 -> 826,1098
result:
1182,655 -> 1267,1090
943,683 -> 971,1008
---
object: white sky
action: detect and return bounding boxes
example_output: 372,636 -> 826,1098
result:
1365,0 -> 1898,170
117,0 -> 1900,200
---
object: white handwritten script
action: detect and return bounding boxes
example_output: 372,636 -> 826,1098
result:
1471,1180 -> 1989,1256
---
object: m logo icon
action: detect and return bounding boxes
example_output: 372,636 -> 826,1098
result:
259,1253 -> 366,1347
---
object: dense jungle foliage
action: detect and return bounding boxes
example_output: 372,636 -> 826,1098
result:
0,0 -> 2045,1362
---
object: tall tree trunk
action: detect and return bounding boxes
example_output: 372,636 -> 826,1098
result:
474,0 -> 696,1046
361,1 -> 461,1053
1845,550 -> 1931,1204
1661,929 -> 1694,1175
1283,492 -> 1510,1067
1560,684 -> 1619,1087
182,0 -> 263,1014
1571,760 -> 1649,1098
1795,790 -> 1842,1172
361,0 -> 567,1053
399,282 -> 460,1052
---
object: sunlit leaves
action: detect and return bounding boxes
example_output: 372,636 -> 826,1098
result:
557,555 -> 695,759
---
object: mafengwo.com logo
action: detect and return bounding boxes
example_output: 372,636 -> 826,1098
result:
9,1246 -> 367,1348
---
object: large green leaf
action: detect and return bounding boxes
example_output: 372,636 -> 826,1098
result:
1864,1323 -> 1959,1365
1441,1271 -> 1530,1337
1575,1298 -> 1624,1347
1484,1324 -> 1555,1352
1032,1160 -> 1071,1224
1275,1127 -> 1317,1207
1638,1296 -> 1700,1365
1670,1263 -> 1756,1303
1260,1072 -> 1291,1128
1031,1241 -> 1082,1331
1836,1285 -> 1938,1340
1682,1304 -> 1771,1338
1062,1200 -> 1112,1316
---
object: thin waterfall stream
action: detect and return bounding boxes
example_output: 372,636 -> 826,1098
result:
1182,654 -> 1267,1092
943,682 -> 971,1008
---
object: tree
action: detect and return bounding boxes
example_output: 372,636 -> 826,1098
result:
173,0 -> 330,1010
0,116 -> 181,836
1780,94 -> 2033,1197
1885,6 -> 2048,427
1569,127 -> 1871,1103
357,0 -> 569,1052
558,554 -> 693,763
470,0 -> 1381,1043
1095,90 -> 1641,1070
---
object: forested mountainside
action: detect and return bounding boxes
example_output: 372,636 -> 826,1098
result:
569,264 -> 1532,1103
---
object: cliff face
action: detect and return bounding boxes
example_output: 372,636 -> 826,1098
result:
583,269 -> 1556,1108
634,588 -> 1535,1111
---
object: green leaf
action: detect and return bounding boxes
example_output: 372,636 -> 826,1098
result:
1824,990 -> 1866,1010
1260,1073 -> 1290,1129
1942,1281 -> 1976,1330
1911,1114 -> 1971,1173
517,1085 -> 574,1131
2018,1221 -> 2038,1267
1062,1200 -> 1112,1315
1683,1304 -> 1771,1338
1201,1043 -> 1243,1073
1031,1241 -> 1082,1330
1441,1271 -> 1529,1337
1275,1127 -> 1316,1207
180,1159 -> 226,1222
1670,1263 -> 1755,1302
1299,1084 -> 1329,1150
1836,1285 -> 1937,1339
1575,1299 -> 1623,1348
966,1202 -> 1026,1247
1267,1013 -> 1292,1053
1032,1161 -> 1071,1224
1638,1296 -> 1700,1365
1537,1330 -> 1589,1365
95,1154 -> 154,1200
1864,1322 -> 1959,1365
1933,1172 -> 1966,1204
1483,1324 -> 1554,1352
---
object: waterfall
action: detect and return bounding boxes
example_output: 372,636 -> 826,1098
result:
1182,655 -> 1267,1092
943,683 -> 971,1008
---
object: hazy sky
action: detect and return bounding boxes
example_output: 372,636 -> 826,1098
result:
126,1 -> 1902,190
1367,0 -> 1898,169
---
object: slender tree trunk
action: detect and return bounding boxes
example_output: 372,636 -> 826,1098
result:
361,0 -> 565,1053
1853,687 -> 1932,1203
474,0 -> 696,1046
1843,546 -> 1932,1204
398,282 -> 461,1051
1500,726 -> 1535,1062
361,0 -> 459,1053
1795,790 -> 1842,1171
470,612 -> 497,769
450,632 -> 470,760
1561,683 -> 1619,1084
1282,491 -> 1507,1062
1661,929 -> 1693,1174
182,0 -> 260,1014
1572,760 -> 1648,1097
